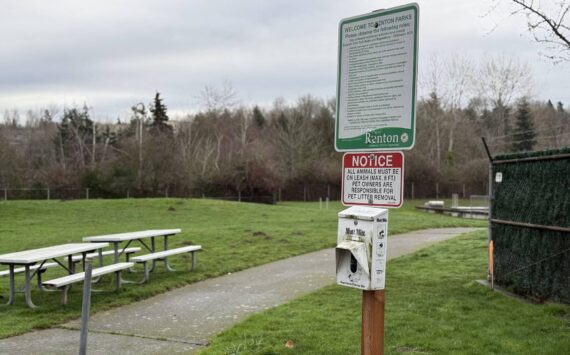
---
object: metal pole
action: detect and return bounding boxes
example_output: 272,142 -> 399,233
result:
326,197 -> 329,210
488,161 -> 494,285
86,188 -> 89,200
79,257 -> 93,355
319,197 -> 322,210
47,188 -> 50,201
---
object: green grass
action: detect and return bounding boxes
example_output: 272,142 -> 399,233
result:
0,198 -> 484,338
201,231 -> 570,354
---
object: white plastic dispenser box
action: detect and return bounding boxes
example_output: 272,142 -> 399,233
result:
336,206 -> 388,290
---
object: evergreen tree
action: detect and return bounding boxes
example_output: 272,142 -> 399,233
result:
492,99 -> 511,137
512,97 -> 536,152
149,92 -> 170,133
252,105 -> 265,128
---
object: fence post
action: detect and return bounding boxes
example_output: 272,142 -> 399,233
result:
86,188 -> 90,200
238,190 -> 241,202
326,197 -> 329,210
127,190 -> 130,199
319,197 -> 322,209
46,188 -> 50,201
79,257 -> 93,355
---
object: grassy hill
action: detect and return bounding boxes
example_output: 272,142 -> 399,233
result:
0,198 -> 484,338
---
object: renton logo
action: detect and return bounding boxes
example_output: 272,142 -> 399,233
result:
365,132 -> 399,145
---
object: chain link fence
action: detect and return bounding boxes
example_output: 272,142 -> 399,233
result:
0,181 -> 487,202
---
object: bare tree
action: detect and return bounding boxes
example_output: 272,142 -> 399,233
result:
493,0 -> 570,62
477,55 -> 533,107
442,55 -> 473,155
196,81 -> 239,114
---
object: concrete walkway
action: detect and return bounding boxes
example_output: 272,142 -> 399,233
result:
0,228 -> 480,354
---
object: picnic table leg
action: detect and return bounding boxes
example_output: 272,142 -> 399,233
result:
150,237 -> 157,272
67,255 -> 75,291
7,265 -> 15,305
113,243 -> 120,264
114,242 -> 135,284
24,266 -> 38,308
164,235 -> 175,272
81,252 -> 87,271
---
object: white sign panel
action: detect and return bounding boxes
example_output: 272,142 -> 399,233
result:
342,152 -> 404,207
335,3 -> 419,151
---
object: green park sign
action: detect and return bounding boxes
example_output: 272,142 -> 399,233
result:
335,3 -> 419,151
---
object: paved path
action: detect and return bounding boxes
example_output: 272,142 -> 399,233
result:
0,228 -> 480,354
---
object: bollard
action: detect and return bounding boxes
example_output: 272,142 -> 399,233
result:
79,257 -> 94,355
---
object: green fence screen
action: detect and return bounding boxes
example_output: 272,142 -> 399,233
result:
491,147 -> 570,303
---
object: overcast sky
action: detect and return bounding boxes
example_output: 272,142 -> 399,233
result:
1,0 -> 569,122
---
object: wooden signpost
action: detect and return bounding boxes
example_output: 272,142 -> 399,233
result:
335,3 -> 419,354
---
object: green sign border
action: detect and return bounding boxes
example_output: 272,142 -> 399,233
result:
335,3 -> 419,152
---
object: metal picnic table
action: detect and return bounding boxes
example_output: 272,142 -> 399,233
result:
0,243 -> 109,308
83,229 -> 182,274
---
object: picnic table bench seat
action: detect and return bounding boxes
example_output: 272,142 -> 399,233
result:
70,247 -> 141,264
42,262 -> 134,304
130,245 -> 201,283
0,262 -> 58,277
0,262 -> 60,289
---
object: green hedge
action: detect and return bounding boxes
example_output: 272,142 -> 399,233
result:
492,148 -> 570,303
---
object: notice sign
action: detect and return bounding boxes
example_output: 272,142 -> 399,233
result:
342,152 -> 404,207
335,3 -> 419,151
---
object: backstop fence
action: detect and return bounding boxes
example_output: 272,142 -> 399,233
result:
489,147 -> 570,303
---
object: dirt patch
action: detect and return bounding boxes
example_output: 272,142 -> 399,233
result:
167,206 -> 176,212
252,231 -> 273,240
395,346 -> 414,353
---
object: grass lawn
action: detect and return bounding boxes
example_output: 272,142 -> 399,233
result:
0,198 -> 484,338
201,231 -> 570,354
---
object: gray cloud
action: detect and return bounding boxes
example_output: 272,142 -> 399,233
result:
1,0 -> 569,120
